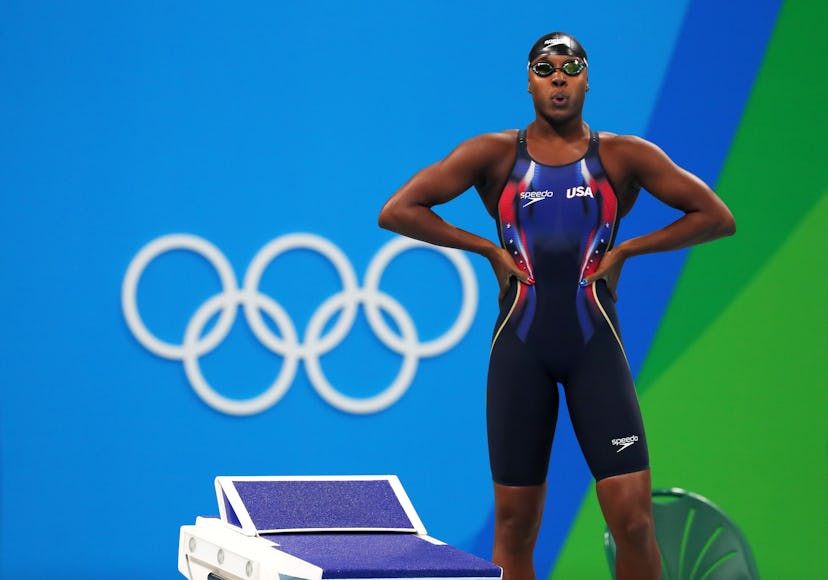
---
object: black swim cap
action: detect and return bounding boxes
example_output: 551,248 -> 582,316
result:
528,32 -> 588,65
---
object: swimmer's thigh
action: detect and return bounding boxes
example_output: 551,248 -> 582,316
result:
564,327 -> 650,480
487,332 -> 558,486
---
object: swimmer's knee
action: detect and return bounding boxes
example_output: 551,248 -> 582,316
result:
493,482 -> 546,546
615,511 -> 655,546
494,509 -> 543,551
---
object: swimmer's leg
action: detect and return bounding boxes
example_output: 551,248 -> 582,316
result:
487,327 -> 557,579
492,482 -> 546,580
564,284 -> 660,578
597,470 -> 661,580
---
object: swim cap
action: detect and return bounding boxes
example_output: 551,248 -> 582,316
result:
527,32 -> 588,65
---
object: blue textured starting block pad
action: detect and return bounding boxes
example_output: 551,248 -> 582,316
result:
265,533 -> 501,579
220,477 -> 420,533
179,476 -> 502,580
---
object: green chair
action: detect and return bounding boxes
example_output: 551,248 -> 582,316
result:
603,488 -> 760,579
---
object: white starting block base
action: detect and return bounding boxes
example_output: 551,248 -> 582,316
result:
178,476 -> 501,580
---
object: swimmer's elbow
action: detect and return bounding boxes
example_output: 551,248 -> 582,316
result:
379,197 -> 431,235
378,200 -> 404,232
717,210 -> 736,238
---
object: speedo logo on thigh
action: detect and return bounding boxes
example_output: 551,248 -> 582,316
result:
611,435 -> 639,452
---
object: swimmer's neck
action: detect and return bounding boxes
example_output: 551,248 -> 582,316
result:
528,117 -> 589,143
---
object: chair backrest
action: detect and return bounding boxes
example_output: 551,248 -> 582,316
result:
603,487 -> 760,579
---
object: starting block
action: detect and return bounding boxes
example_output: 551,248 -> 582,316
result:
178,475 -> 502,580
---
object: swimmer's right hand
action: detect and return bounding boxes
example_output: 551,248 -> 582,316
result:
488,247 -> 533,302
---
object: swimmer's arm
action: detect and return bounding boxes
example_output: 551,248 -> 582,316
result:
585,136 -> 735,297
378,134 -> 505,260
609,136 -> 736,259
379,133 -> 531,297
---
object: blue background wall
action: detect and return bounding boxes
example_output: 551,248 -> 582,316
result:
1,1 -> 796,578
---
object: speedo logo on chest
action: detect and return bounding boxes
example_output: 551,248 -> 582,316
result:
520,186 -> 593,207
520,190 -> 555,207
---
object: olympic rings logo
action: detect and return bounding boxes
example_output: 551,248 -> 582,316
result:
121,233 -> 478,416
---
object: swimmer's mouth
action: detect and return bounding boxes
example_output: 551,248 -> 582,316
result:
551,93 -> 569,106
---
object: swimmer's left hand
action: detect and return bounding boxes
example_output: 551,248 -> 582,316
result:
584,248 -> 627,302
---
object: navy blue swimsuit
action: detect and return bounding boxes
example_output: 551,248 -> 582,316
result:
487,129 -> 649,485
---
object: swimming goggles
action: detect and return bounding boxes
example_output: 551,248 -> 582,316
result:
530,59 -> 587,77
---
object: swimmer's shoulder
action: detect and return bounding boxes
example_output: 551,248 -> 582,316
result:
595,131 -> 662,162
454,131 -> 520,212
440,129 -> 519,183
594,131 -> 664,212
453,129 -> 519,162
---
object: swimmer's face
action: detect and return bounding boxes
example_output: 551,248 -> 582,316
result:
527,54 -> 589,122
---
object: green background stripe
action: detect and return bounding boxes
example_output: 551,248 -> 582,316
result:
639,0 -> 828,387
553,0 -> 828,577
555,190 -> 828,577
